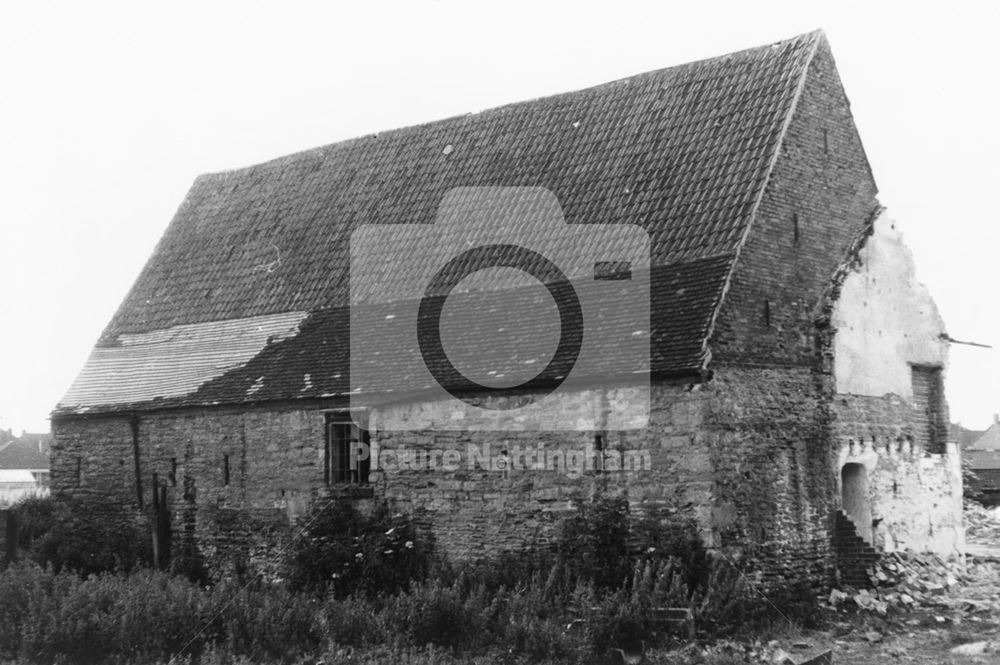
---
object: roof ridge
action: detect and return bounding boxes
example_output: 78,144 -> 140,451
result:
198,30 -> 827,180
698,30 -> 825,371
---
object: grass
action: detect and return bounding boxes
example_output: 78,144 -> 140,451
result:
0,495 -> 821,664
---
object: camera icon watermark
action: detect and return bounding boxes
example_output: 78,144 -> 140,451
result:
350,187 -> 649,431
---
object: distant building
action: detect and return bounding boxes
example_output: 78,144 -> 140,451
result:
0,470 -> 42,507
966,416 -> 1000,497
950,423 -> 985,450
0,433 -> 52,505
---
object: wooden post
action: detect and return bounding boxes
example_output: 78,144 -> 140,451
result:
4,510 -> 18,568
151,473 -> 161,569
130,416 -> 144,509
158,484 -> 169,569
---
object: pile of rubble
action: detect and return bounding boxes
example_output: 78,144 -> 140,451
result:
828,550 -> 1000,617
964,500 -> 1000,545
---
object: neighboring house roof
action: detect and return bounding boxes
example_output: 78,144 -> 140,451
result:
970,423 -> 1000,451
951,423 -> 985,449
0,435 -> 51,470
967,422 -> 1000,470
56,31 -> 834,417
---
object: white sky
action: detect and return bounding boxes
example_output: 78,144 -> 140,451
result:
0,0 -> 997,433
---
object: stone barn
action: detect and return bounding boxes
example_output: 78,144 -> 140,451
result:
52,30 -> 963,586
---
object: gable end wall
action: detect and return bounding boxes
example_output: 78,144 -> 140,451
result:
701,38 -> 880,583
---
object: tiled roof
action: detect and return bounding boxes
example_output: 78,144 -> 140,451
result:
0,436 -> 50,470
56,31 -> 824,416
61,312 -> 308,410
951,423 -> 985,448
969,424 -> 1000,452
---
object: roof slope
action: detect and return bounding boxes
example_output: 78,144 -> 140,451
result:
970,423 -> 1000,451
0,436 -> 50,470
57,31 -> 824,416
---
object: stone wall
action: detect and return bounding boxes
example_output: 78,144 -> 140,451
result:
700,366 -> 836,587
369,379 -> 712,561
51,404 -> 329,577
51,365 -> 841,586
369,365 -> 839,586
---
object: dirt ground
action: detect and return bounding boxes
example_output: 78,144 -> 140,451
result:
645,583 -> 1000,664
648,504 -> 1000,665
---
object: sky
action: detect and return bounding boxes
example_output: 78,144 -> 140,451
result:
0,0 -> 997,433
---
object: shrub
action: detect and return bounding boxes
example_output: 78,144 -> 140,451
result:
322,594 -> 385,648
283,499 -> 432,596
210,579 -> 324,661
555,495 -> 630,589
632,513 -> 710,592
14,494 -> 152,576
380,578 -> 485,649
9,495 -> 56,551
1,564 -> 210,664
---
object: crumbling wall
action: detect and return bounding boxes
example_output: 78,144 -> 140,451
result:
837,439 -> 964,557
829,210 -> 963,556
830,211 -> 948,399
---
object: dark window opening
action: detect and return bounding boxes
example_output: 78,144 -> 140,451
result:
76,457 -> 82,487
594,434 -> 604,473
763,299 -> 771,328
793,213 -> 800,243
325,415 -> 370,485
911,364 -> 946,454
169,458 -> 177,486
223,454 -> 230,486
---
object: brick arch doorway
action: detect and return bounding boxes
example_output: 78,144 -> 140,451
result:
841,463 -> 873,543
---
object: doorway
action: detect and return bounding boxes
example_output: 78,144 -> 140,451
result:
841,463 -> 873,543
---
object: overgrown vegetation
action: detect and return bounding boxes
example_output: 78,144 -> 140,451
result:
282,498 -> 432,596
10,494 -> 152,576
0,494 -> 820,664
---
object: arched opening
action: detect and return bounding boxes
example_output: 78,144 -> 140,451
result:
841,463 -> 873,544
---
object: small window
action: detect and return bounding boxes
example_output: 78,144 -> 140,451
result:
223,454 -> 230,486
168,458 -> 177,486
325,415 -> 370,485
